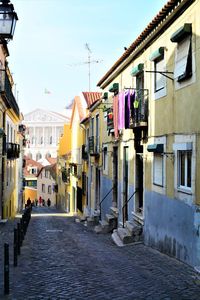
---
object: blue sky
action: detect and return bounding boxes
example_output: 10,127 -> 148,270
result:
8,0 -> 167,114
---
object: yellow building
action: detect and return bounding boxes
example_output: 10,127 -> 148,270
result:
97,0 -> 200,267
57,123 -> 72,212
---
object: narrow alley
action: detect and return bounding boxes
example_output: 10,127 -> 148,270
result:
1,207 -> 200,300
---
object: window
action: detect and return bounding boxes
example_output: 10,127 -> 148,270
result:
154,57 -> 166,92
103,147 -> 108,174
96,114 -> 99,153
48,185 -> 52,194
42,184 -> 45,193
174,36 -> 192,82
153,153 -> 163,186
178,150 -> 192,190
171,24 -> 192,82
45,170 -> 48,178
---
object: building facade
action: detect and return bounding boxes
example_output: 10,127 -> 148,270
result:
23,109 -> 70,162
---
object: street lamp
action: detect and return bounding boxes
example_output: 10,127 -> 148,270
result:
0,0 -> 18,40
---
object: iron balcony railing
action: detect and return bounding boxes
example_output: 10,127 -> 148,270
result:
88,136 -> 100,156
0,70 -> 20,117
6,142 -> 20,159
130,89 -> 148,128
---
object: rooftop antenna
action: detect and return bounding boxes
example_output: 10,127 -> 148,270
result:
67,43 -> 102,91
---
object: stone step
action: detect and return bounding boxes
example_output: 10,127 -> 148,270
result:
125,221 -> 142,236
117,227 -> 134,244
106,213 -> 115,223
99,219 -> 110,233
110,207 -> 119,218
111,229 -> 124,247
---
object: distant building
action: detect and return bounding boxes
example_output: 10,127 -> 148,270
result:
23,108 -> 71,161
37,164 -> 57,207
23,156 -> 43,206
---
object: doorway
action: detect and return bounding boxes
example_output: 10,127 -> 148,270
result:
113,147 -> 118,207
95,168 -> 100,210
135,151 -> 143,215
123,146 -> 129,222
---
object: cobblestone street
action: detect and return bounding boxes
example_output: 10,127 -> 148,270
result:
1,207 -> 200,299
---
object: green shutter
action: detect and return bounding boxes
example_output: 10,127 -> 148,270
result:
130,63 -> 144,76
170,23 -> 192,43
149,47 -> 164,61
109,83 -> 119,93
147,144 -> 164,153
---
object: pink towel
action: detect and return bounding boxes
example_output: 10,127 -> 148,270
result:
118,91 -> 125,129
113,95 -> 119,139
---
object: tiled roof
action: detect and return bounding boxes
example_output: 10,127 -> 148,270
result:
82,92 -> 102,108
97,0 -> 194,87
23,156 -> 43,177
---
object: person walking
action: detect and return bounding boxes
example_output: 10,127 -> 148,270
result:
47,198 -> 51,207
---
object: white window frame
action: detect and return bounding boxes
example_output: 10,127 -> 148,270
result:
177,150 -> 192,191
103,146 -> 108,175
173,135 -> 196,204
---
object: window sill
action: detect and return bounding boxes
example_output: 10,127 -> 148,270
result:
177,187 -> 192,195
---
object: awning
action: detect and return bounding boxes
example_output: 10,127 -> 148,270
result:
147,144 -> 164,153
170,23 -> 192,43
131,63 -> 144,76
149,47 -> 164,61
109,83 -> 119,93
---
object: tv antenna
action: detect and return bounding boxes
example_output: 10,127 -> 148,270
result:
67,43 -> 102,91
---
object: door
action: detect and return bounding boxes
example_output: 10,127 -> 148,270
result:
123,147 -> 129,222
95,168 -> 100,210
113,147 -> 118,207
135,151 -> 143,215
77,186 -> 83,212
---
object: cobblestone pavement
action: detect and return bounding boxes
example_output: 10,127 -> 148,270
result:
1,206 -> 200,299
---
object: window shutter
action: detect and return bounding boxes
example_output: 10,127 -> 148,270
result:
155,59 -> 166,91
174,36 -> 191,80
153,154 -> 163,186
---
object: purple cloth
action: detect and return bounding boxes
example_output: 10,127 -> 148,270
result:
124,89 -> 130,129
118,91 -> 125,129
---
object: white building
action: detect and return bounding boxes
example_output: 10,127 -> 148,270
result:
23,109 -> 71,162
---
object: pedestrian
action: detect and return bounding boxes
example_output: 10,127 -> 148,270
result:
35,198 -> 38,206
27,197 -> 31,207
42,199 -> 45,206
47,198 -> 51,207
39,196 -> 42,206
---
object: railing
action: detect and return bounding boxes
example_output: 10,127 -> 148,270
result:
99,186 -> 114,220
88,136 -> 100,156
0,70 -> 20,117
6,142 -> 20,159
122,189 -> 138,228
130,89 -> 148,128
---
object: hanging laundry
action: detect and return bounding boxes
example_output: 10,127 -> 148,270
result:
118,91 -> 125,130
113,94 -> 119,139
130,90 -> 135,122
124,89 -> 130,129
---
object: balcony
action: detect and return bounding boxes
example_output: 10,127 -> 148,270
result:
0,70 -> 20,117
88,136 -> 100,157
107,107 -> 114,131
82,144 -> 88,160
6,142 -> 20,159
130,89 -> 148,129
